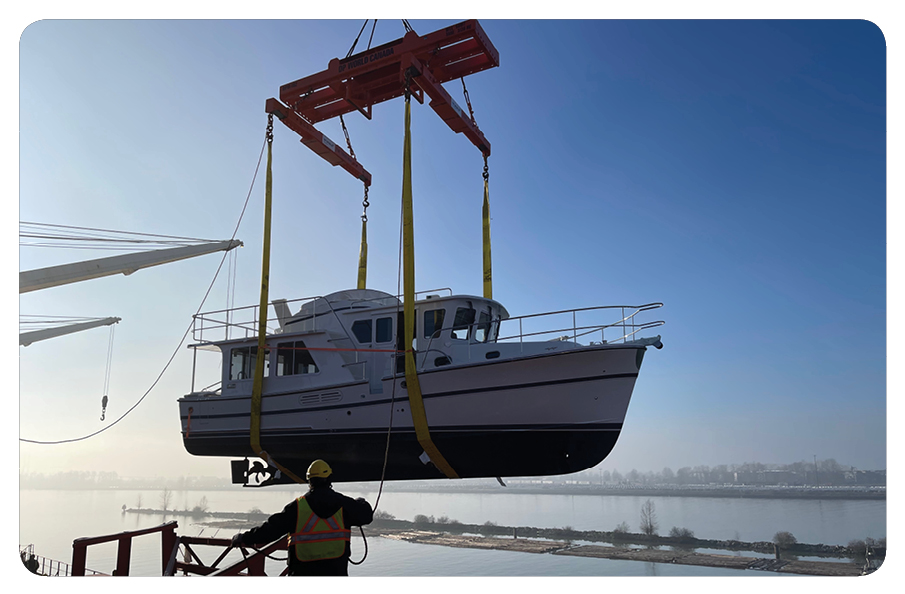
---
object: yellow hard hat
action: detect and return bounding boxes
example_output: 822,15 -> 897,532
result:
306,459 -> 332,480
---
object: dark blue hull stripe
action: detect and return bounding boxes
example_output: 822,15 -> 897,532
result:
183,421 -> 624,440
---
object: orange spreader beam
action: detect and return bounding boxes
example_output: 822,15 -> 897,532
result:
265,97 -> 372,186
266,19 -> 498,184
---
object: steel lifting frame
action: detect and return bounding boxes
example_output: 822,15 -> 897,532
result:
265,19 -> 499,184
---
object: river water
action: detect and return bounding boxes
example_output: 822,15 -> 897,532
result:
18,487 -> 886,577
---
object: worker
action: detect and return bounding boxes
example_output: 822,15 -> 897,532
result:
230,459 -> 373,576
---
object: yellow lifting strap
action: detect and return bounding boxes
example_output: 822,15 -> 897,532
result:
482,158 -> 492,300
250,119 -> 306,485
402,90 -> 459,479
357,183 -> 370,290
357,217 -> 368,289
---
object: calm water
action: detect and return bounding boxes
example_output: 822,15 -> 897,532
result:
18,488 -> 885,577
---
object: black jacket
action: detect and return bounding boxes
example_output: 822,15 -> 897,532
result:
238,486 -> 373,576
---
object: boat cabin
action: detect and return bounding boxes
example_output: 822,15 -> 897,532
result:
189,289 -> 510,398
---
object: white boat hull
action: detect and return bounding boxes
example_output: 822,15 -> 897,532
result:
179,344 -> 646,481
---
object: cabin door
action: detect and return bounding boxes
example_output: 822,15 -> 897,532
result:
368,313 -> 396,394
226,345 -> 269,397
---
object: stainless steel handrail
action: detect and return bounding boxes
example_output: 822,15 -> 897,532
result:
192,300 -> 664,350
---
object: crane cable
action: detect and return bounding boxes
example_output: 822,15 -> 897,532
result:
344,19 -> 378,60
100,324 -> 115,421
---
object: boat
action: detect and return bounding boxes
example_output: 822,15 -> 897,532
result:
177,288 -> 663,483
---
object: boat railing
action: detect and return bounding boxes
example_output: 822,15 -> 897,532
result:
191,295 -> 356,344
187,379 -> 222,397
416,303 -> 663,364
417,348 -> 453,368
496,302 -> 664,350
19,544 -> 104,576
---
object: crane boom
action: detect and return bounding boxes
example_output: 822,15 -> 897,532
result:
20,317 -> 121,347
19,239 -> 243,293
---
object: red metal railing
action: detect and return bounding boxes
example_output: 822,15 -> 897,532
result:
70,520 -> 288,576
204,539 -> 288,576
163,535 -> 287,576
71,521 -> 178,576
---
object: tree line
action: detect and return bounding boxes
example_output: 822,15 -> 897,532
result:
589,458 -> 884,486
19,471 -> 232,490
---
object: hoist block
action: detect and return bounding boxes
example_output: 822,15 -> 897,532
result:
274,19 -> 497,164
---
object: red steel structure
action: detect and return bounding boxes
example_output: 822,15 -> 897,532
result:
266,19 -> 499,185
70,521 -> 288,576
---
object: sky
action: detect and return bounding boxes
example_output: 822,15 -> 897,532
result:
11,13 -> 893,490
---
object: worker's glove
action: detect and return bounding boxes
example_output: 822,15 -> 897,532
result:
231,533 -> 246,548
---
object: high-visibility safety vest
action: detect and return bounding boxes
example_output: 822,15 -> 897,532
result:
288,496 -> 351,561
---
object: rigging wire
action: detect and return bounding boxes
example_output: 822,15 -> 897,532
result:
19,315 -> 111,330
19,136 -> 269,446
19,222 -> 224,251
20,221 -> 215,241
367,20 -> 378,51
343,19 -> 379,59
345,20 -> 369,58
370,132 -> 408,516
226,247 -> 239,338
100,324 -> 115,422
350,95 -> 404,564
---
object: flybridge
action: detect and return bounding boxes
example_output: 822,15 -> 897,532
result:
266,19 -> 499,185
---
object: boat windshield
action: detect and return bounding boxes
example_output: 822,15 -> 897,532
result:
451,307 -> 475,340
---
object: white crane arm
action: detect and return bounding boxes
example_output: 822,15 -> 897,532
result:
20,317 -> 121,347
19,240 -> 243,293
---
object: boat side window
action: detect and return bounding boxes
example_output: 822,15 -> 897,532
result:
451,307 -> 475,341
474,309 -> 492,343
423,308 -> 446,339
230,346 -> 269,380
276,341 -> 319,376
352,319 -> 372,344
375,317 -> 393,343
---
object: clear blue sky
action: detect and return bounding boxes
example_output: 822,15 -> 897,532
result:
14,18 -> 889,480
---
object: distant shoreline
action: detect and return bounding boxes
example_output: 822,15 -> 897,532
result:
125,509 -> 879,559
123,508 -> 873,570
22,483 -> 886,500
377,483 -> 886,500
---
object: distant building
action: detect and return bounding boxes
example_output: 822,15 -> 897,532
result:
759,470 -> 795,485
845,470 -> 886,486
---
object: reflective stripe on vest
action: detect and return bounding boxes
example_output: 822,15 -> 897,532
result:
288,496 -> 350,561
